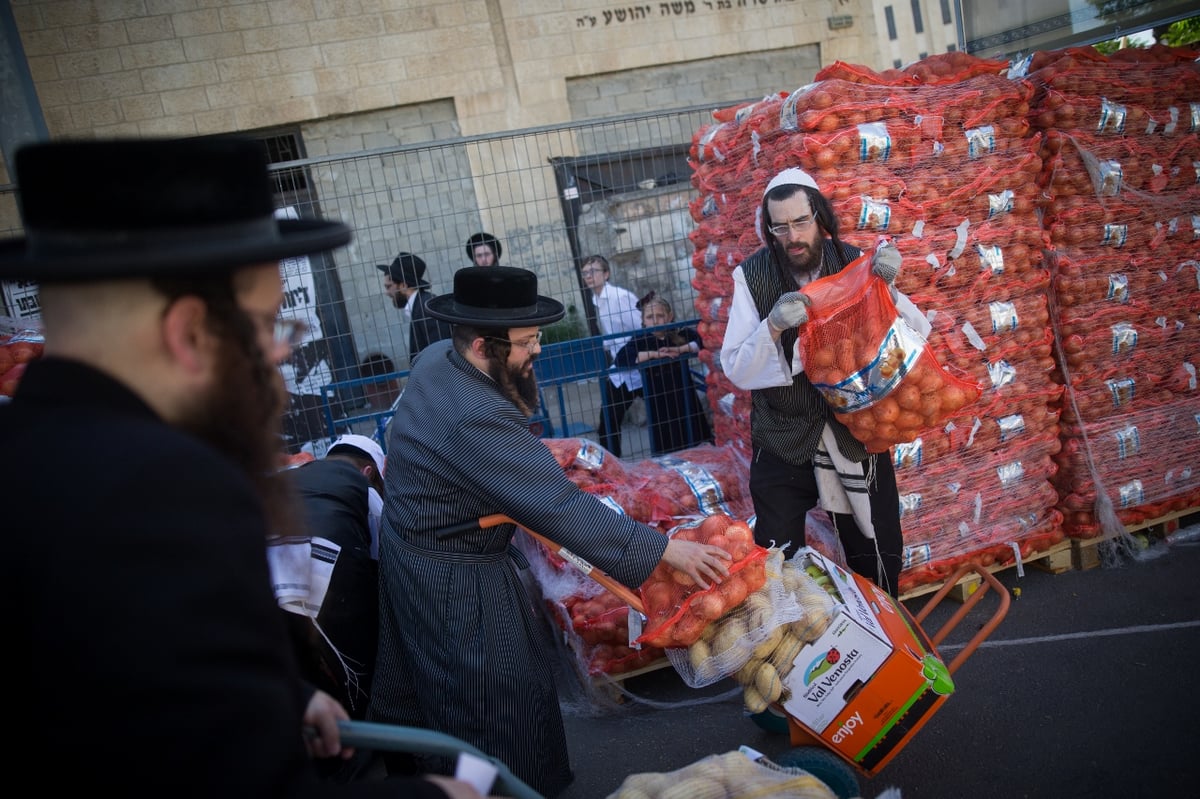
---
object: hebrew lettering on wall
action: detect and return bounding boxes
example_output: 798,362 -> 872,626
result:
576,0 -> 793,28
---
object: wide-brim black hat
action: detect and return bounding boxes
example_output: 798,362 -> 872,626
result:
426,266 -> 564,327
376,252 -> 429,289
0,137 -> 352,282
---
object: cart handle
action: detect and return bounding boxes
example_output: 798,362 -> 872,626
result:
912,562 -> 1010,676
474,513 -> 646,614
336,720 -> 545,799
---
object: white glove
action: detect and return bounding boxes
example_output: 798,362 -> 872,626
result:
872,240 -> 902,284
767,291 -> 812,333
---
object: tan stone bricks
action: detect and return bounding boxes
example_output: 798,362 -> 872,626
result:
9,0 -> 887,150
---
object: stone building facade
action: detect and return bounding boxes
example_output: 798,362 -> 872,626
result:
0,1 -> 960,395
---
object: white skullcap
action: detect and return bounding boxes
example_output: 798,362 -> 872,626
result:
764,167 -> 820,196
330,433 -> 386,475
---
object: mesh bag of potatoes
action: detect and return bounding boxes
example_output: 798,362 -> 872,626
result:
665,547 -> 805,688
605,749 -> 838,799
670,553 -> 839,712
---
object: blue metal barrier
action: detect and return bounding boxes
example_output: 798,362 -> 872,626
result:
320,322 -> 709,453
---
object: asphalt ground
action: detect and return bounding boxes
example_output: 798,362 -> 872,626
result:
551,530 -> 1200,799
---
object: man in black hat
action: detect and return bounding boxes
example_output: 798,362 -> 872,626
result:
377,252 -> 452,360
464,231 -> 502,267
368,266 -> 733,797
0,137 -> 479,799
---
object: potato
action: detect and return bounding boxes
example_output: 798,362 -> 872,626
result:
754,662 -> 783,703
741,591 -> 773,630
687,638 -> 711,671
659,777 -> 723,799
734,655 -> 763,686
743,683 -> 768,713
752,624 -> 784,659
712,616 -> 746,656
770,633 -> 805,676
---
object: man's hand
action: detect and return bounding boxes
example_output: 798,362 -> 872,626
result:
661,539 -> 732,590
302,690 -> 354,760
871,239 -> 902,284
767,291 -> 812,333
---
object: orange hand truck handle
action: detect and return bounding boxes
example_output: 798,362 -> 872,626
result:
477,514 -> 646,615
913,562 -> 1011,676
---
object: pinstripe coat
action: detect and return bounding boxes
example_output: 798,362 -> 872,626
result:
371,339 -> 669,796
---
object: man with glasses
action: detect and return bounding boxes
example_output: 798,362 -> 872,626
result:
720,167 -> 906,597
370,265 -> 733,797
0,137 -> 479,798
581,253 -> 643,457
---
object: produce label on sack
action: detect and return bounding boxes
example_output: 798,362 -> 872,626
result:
808,319 -> 924,413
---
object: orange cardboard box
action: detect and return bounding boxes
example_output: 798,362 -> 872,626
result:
780,548 -> 955,776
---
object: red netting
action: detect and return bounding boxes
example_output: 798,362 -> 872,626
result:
797,253 -> 981,453
636,514 -> 768,649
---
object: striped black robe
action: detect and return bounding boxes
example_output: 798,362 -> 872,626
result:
370,339 -> 668,796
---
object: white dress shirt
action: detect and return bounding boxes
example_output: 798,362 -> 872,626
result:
720,264 -> 804,390
593,282 -> 644,391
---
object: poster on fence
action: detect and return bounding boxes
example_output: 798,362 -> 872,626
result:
275,207 -> 334,450
2,279 -> 41,320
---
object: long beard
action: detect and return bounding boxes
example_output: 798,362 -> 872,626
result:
783,240 -> 823,277
392,291 -> 410,309
176,333 -> 299,536
487,354 -> 540,417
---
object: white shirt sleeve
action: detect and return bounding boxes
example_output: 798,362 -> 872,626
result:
719,265 -> 804,390
600,286 -> 643,357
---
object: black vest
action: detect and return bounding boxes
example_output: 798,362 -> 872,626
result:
741,239 -> 868,465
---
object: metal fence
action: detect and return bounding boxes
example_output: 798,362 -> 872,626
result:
1,104 -> 728,459
259,105 -> 723,458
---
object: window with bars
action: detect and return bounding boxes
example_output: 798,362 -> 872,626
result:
259,131 -> 309,195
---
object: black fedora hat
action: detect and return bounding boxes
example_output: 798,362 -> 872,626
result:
426,266 -> 564,327
376,252 -> 429,289
0,137 -> 352,282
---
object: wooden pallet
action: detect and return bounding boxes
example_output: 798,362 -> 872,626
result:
561,636 -> 672,703
900,540 -> 1073,604
1067,506 -> 1194,570
900,506 -> 1199,602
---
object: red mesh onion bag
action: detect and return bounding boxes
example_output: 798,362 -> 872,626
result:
798,252 -> 981,453
635,514 -> 769,649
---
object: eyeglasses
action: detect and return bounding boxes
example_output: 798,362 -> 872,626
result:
580,268 -> 604,277
767,216 -> 817,237
485,331 -> 543,353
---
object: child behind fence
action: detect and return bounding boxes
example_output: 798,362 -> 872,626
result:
614,291 -> 714,455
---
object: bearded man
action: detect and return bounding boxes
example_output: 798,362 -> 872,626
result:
720,167 -> 907,597
377,251 -> 452,362
1,137 -> 478,799
369,266 -> 733,797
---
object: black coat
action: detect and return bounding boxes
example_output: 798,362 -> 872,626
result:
3,357 -> 443,797
614,327 -> 713,454
408,289 -> 453,360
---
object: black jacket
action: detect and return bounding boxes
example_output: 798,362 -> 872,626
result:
4,357 -> 444,797
283,458 -> 380,719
